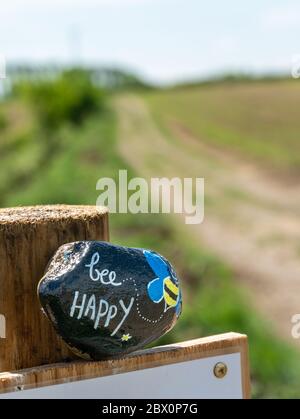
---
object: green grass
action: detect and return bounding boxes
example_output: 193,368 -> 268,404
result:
1,88 -> 300,398
3,111 -> 118,206
145,80 -> 300,175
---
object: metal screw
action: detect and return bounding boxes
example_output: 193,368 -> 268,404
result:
214,362 -> 228,379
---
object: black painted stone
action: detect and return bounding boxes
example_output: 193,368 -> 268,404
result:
38,241 -> 182,360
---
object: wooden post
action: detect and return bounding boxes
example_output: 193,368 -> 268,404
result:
0,205 -> 109,372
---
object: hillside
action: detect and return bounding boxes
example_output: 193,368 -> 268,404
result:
1,77 -> 300,397
134,82 -> 300,341
146,80 -> 300,176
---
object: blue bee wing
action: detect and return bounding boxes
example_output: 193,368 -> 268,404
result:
147,277 -> 164,303
172,287 -> 182,316
175,296 -> 182,317
144,250 -> 170,279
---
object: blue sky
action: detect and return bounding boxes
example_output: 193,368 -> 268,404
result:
0,0 -> 299,83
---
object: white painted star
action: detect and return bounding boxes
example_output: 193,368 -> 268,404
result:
121,333 -> 132,342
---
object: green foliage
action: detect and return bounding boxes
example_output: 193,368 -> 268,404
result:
9,65 -> 153,92
2,79 -> 300,398
13,69 -> 105,130
0,112 -> 7,131
3,110 -> 117,206
110,70 -> 153,91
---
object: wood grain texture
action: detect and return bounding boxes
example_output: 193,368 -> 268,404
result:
0,205 -> 109,372
0,332 -> 251,398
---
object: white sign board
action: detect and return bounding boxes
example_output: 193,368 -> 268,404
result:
0,333 -> 250,399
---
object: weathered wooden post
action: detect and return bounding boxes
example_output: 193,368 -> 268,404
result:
0,205 -> 109,372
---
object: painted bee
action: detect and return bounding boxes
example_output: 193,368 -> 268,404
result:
144,250 -> 182,316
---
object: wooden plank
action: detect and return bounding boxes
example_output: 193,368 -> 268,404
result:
0,205 -> 109,372
0,332 -> 251,399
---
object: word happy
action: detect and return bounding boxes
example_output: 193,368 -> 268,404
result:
70,292 -> 134,336
69,252 -> 134,336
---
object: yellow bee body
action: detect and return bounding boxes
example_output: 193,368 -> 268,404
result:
163,276 -> 180,309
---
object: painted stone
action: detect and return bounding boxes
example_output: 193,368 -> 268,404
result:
38,241 -> 182,360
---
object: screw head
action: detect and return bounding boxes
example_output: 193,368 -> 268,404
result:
214,362 -> 228,379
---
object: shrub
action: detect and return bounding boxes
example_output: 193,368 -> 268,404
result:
14,69 -> 105,130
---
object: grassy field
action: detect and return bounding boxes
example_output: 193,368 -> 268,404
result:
145,80 -> 300,176
1,78 -> 300,398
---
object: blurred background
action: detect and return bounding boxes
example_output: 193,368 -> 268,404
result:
1,0 -> 300,398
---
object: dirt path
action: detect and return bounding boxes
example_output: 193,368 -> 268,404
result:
115,94 -> 300,343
